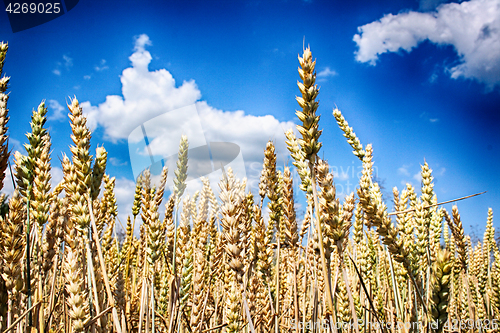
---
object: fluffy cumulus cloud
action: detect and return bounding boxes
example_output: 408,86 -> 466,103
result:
353,0 -> 500,89
82,34 -> 296,215
48,99 -> 65,121
82,34 -> 202,140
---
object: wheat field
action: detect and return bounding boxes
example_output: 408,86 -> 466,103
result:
0,41 -> 499,333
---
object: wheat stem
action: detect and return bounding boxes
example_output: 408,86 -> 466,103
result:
87,195 -> 123,333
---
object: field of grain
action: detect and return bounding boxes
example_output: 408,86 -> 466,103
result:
0,41 -> 499,333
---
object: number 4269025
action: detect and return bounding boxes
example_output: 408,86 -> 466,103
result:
5,2 -> 61,14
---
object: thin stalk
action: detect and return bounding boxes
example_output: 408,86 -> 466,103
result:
146,281 -> 150,333
331,264 -> 339,333
310,278 -> 318,333
293,262 -> 300,333
172,200 -> 180,274
167,276 -> 179,333
408,267 -> 429,315
130,247 -> 139,317
347,253 -> 387,333
138,276 -> 147,333
426,247 -> 432,327
341,264 -> 360,333
83,307 -> 112,330
152,279 -> 155,333
386,247 -> 404,320
37,226 -> 45,333
388,192 -> 486,216
462,271 -> 476,333
169,201 -> 181,331
8,161 -> 16,191
413,280 -> 420,332
7,299 -> 11,329
301,206 -> 313,333
275,239 -> 281,333
85,237 -> 102,330
2,300 -> 42,333
309,160 -> 335,316
154,310 -> 169,330
87,195 -> 123,333
26,198 -> 32,327
47,250 -> 63,329
267,284 -> 277,331
64,292 -> 68,333
201,323 -> 228,333
242,291 -> 256,333
124,215 -> 137,329
85,227 -> 95,320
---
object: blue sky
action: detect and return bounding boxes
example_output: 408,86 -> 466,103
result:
1,0 -> 499,238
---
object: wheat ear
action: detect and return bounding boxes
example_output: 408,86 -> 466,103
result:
429,248 -> 453,332
64,237 -> 89,332
0,42 -> 10,192
296,46 -> 335,320
1,190 -> 25,326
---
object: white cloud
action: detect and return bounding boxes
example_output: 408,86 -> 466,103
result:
109,157 -> 128,166
413,172 -> 422,183
95,59 -> 109,72
317,67 -> 337,78
353,0 -> 500,89
130,34 -> 153,69
398,164 -> 411,176
48,99 -> 65,121
429,72 -> 439,83
134,34 -> 152,50
84,75 -> 91,80
81,34 -> 201,141
52,54 -> 73,76
51,166 -> 64,189
8,138 -> 22,152
398,164 -> 419,187
196,101 -> 294,166
420,111 -> 440,123
82,34 -> 295,197
1,164 -> 15,195
63,55 -> 73,69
